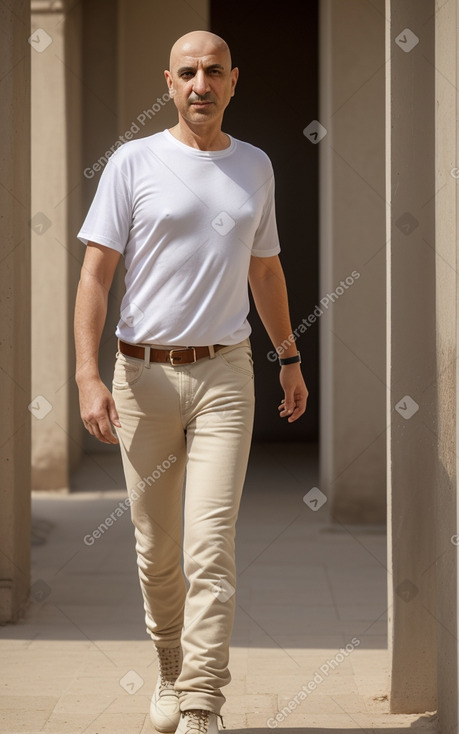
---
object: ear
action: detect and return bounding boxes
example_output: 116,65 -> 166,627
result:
164,69 -> 176,97
230,67 -> 239,97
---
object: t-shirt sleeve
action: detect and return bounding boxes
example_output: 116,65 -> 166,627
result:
77,152 -> 131,254
251,163 -> 281,258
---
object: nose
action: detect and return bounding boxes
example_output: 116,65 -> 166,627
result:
192,68 -> 210,96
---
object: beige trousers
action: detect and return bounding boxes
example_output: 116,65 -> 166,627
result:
112,339 -> 255,714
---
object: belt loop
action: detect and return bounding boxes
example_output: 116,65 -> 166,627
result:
208,344 -> 216,359
143,345 -> 151,368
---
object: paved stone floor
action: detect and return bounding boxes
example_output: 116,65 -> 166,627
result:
0,442 -> 438,733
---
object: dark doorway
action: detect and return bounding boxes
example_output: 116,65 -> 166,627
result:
210,1 -> 319,441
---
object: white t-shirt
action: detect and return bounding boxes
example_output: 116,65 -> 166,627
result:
77,129 -> 281,346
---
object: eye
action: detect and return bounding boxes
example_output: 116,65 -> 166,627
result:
181,71 -> 194,79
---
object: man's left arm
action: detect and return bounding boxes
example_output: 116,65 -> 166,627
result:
248,254 -> 309,423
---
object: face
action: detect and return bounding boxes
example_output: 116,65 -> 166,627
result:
164,34 -> 238,127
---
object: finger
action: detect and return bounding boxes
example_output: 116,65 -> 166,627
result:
279,403 -> 295,418
278,392 -> 308,419
109,402 -> 121,428
286,398 -> 308,423
85,416 -> 118,444
87,422 -> 112,444
98,416 -> 119,444
282,392 -> 296,415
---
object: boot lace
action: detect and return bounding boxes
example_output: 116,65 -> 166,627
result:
182,709 -> 226,732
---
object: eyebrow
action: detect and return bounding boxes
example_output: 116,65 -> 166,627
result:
176,63 -> 225,74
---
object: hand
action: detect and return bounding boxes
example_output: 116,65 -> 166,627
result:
278,364 -> 308,423
77,377 -> 121,444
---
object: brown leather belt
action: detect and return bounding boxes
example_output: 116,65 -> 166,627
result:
119,340 -> 226,366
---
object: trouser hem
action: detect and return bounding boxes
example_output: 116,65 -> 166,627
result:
178,695 -> 224,716
152,640 -> 182,649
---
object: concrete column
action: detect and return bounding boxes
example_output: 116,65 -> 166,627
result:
0,1 -> 31,622
433,1 -> 459,730
319,0 -> 386,523
30,0 -> 83,488
386,0 -> 437,713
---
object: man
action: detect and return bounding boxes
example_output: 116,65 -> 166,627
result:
75,30 -> 308,734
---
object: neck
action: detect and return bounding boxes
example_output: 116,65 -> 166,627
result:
168,119 -> 230,151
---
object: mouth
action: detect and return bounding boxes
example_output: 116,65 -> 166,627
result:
190,101 -> 213,107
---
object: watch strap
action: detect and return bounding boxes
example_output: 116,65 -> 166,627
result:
279,352 -> 301,366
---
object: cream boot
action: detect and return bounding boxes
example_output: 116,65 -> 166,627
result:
149,645 -> 182,732
175,709 -> 225,734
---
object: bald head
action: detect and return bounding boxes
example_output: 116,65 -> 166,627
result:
169,30 -> 232,71
164,30 -> 238,139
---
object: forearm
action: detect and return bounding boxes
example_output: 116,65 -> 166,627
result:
74,274 -> 108,384
249,257 -> 298,359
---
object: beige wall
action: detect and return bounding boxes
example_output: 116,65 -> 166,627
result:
0,0 -> 31,622
386,0 -> 437,714
433,0 -> 459,728
31,0 -> 83,488
319,0 -> 386,523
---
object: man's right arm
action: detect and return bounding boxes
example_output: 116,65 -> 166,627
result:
74,242 -> 122,444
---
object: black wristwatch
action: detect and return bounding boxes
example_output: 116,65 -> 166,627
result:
278,351 -> 301,366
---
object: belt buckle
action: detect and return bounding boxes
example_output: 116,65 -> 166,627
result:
169,347 -> 197,366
